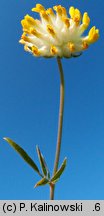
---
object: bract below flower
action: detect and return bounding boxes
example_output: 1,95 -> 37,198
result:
19,4 -> 99,58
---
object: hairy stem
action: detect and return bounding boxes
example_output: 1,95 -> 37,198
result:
50,57 -> 65,200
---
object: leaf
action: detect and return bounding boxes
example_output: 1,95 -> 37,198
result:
51,157 -> 67,183
3,137 -> 41,176
34,177 -> 49,188
36,145 -> 50,178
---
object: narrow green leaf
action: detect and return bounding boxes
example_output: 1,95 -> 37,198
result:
36,145 -> 50,178
34,177 -> 49,188
3,137 -> 41,175
51,157 -> 67,183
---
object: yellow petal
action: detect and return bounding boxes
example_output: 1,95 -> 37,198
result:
69,7 -> 81,25
32,46 -> 40,56
67,42 -> 75,52
47,25 -> 56,37
30,28 -> 42,38
75,9 -> 81,21
89,26 -> 95,38
82,12 -> 90,28
62,18 -> 70,28
69,6 -> 75,18
53,5 -> 63,16
21,20 -> 30,31
25,15 -> 37,26
40,11 -> 49,21
88,26 -> 99,43
46,8 -> 54,16
32,4 -> 45,13
82,41 -> 89,50
61,7 -> 67,17
21,33 -> 31,43
50,45 -> 57,55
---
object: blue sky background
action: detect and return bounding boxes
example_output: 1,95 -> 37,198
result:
0,0 -> 104,200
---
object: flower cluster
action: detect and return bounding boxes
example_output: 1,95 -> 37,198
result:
19,4 -> 99,58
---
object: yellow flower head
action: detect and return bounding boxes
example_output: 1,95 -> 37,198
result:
19,4 -> 99,58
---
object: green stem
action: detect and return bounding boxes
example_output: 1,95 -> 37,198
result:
50,57 -> 65,200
